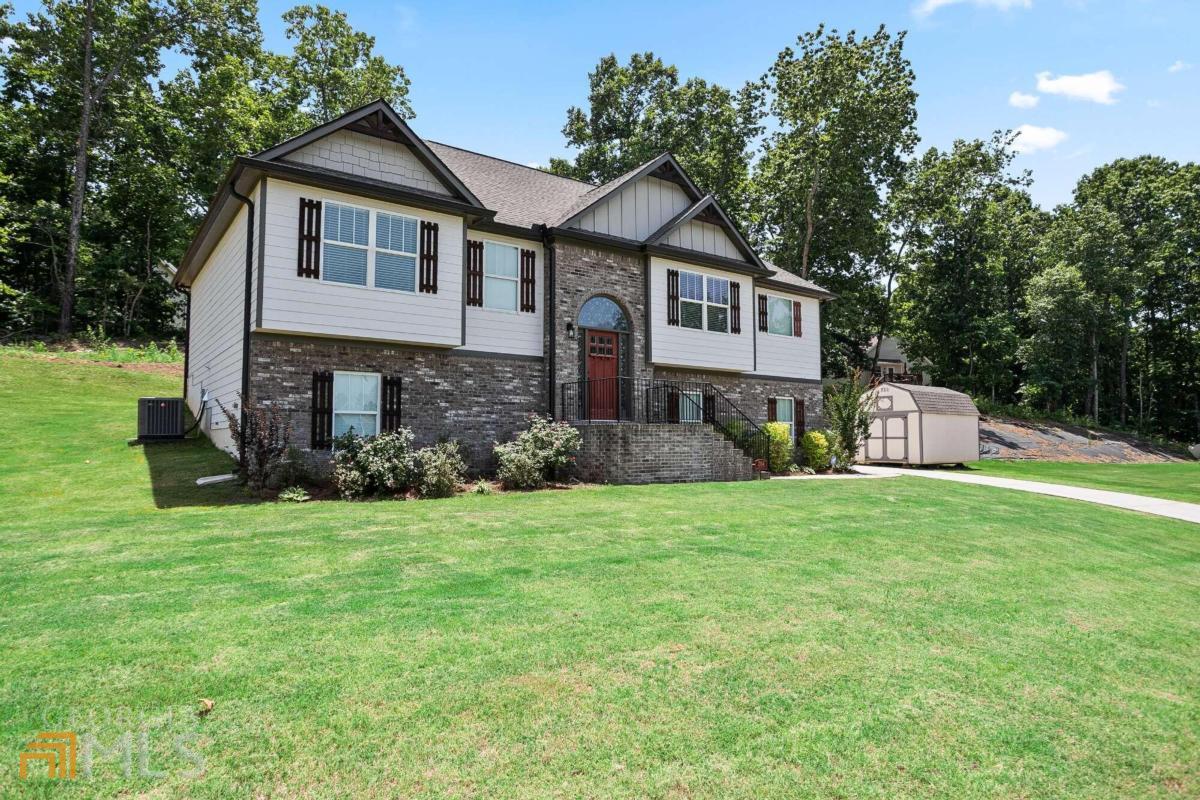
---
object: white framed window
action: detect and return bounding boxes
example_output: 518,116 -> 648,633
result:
322,202 -> 370,286
374,211 -> 419,292
774,396 -> 795,443
680,390 -> 703,423
483,241 -> 519,311
679,270 -> 731,333
767,296 -> 793,336
333,371 -> 380,438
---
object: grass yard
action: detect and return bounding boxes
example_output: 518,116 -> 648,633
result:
972,459 -> 1200,504
1,354 -> 1198,798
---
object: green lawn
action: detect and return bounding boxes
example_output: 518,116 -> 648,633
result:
2,354 -> 1198,799
972,459 -> 1200,504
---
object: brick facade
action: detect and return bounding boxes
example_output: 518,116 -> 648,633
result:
250,333 -> 545,471
653,367 -> 825,435
573,423 -> 753,485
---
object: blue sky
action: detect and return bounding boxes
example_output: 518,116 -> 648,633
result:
16,0 -> 1199,207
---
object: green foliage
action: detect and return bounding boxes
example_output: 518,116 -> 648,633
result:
800,430 -> 832,472
277,486 -> 310,503
824,379 -> 871,471
331,428 -> 419,500
761,422 -> 795,473
470,479 -> 493,495
494,415 -> 582,490
1019,265 -> 1093,412
414,441 -> 467,499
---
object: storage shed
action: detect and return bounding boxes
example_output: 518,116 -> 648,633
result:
858,383 -> 980,465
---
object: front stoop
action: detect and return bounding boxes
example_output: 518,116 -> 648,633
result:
573,422 -> 755,485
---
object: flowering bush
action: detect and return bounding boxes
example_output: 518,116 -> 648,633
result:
414,441 -> 467,499
331,428 -> 418,499
494,415 -> 581,490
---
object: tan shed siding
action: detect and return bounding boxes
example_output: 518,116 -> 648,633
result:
259,179 -> 464,347
187,208 -> 247,453
664,219 -> 740,260
282,129 -> 451,196
751,292 -> 821,380
573,176 -> 691,240
462,230 -> 544,357
647,255 -> 753,372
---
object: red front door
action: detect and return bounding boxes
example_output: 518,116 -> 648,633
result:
586,330 -> 619,420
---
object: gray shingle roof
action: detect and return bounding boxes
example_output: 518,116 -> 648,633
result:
425,141 -> 593,229
761,260 -> 833,297
900,385 -> 979,416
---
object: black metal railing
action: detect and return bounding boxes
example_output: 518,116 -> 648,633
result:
558,377 -> 769,460
872,370 -> 923,385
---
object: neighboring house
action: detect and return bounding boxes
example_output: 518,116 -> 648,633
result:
175,100 -> 833,482
868,336 -> 930,386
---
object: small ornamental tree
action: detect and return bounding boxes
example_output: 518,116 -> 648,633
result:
216,393 -> 293,491
823,377 -> 871,471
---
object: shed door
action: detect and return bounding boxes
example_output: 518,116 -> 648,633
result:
866,413 -> 908,462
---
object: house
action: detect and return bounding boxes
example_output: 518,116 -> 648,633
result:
174,100 -> 833,483
868,336 -> 930,385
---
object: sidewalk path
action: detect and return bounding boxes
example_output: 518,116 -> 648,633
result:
854,465 -> 1200,525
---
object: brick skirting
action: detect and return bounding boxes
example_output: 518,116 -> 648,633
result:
573,422 -> 754,485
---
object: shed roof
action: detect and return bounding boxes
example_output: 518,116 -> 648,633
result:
891,385 -> 979,416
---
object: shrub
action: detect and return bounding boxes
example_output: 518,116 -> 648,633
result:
216,393 -> 293,491
762,422 -> 795,472
471,479 -> 493,495
331,428 -> 418,500
800,430 -> 831,471
494,415 -> 581,489
824,378 -> 871,471
278,486 -> 310,503
414,441 -> 467,499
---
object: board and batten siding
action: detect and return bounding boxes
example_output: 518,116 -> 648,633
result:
258,179 -> 464,347
647,255 -> 753,372
571,176 -> 691,242
751,291 -> 821,381
282,129 -> 451,196
187,201 -> 251,453
461,230 -> 544,357
663,219 -> 741,261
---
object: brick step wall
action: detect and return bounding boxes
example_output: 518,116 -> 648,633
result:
573,423 -> 754,485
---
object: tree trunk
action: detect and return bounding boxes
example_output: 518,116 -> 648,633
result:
799,166 -> 822,280
1090,326 -> 1099,424
59,0 -> 96,337
1120,318 -> 1129,426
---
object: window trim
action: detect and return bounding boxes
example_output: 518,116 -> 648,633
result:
680,389 -> 704,423
676,268 -> 734,335
319,198 -> 421,296
332,370 -> 381,441
773,395 -> 796,443
481,238 -> 521,314
765,294 -> 795,337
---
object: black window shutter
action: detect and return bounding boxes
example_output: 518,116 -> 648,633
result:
298,198 -> 321,278
466,240 -> 484,306
667,269 -> 679,326
381,376 -> 402,432
757,294 -> 768,332
795,397 -> 806,436
767,396 -> 777,422
311,370 -> 333,449
519,249 -> 536,312
418,220 -> 439,293
792,300 -> 803,337
730,282 -> 741,334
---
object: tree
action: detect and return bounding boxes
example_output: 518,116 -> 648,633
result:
282,4 -> 412,123
1019,265 -> 1094,413
550,52 -> 763,214
753,25 -> 917,371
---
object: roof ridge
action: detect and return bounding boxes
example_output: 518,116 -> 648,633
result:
425,140 -> 597,188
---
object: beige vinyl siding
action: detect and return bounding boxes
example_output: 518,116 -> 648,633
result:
571,176 -> 691,241
751,292 -> 822,381
647,255 -> 753,372
283,129 -> 451,195
259,179 -> 464,347
187,205 -> 249,453
664,219 -> 741,260
462,230 -> 544,357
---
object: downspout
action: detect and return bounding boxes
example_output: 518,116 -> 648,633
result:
181,287 -> 191,400
542,225 -> 556,414
230,184 -> 255,470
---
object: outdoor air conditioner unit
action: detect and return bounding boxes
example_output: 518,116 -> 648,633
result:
137,397 -> 184,440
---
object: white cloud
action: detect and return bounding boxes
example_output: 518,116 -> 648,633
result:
1168,60 -> 1192,74
1008,91 -> 1040,109
1035,70 -> 1124,104
914,0 -> 1031,17
1013,124 -> 1068,154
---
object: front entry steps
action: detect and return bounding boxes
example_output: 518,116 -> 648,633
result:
572,422 -> 755,485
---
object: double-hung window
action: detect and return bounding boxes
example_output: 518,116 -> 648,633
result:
323,202 -> 370,286
333,371 -> 380,438
374,212 -> 418,292
774,396 -> 796,443
321,202 -> 420,293
484,242 -> 519,311
679,390 -> 703,423
767,296 -> 793,336
678,270 -> 731,333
